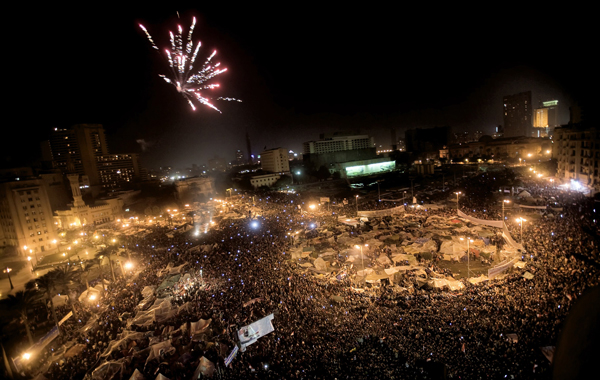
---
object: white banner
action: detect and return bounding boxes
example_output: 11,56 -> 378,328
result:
457,210 -> 504,228
488,257 -> 518,279
517,204 -> 547,209
238,314 -> 275,350
58,311 -> 73,326
358,206 -> 405,217
224,345 -> 239,367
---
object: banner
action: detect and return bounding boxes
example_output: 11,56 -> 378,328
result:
358,206 -> 405,217
224,345 -> 239,367
320,197 -> 330,203
13,326 -> 60,371
517,204 -> 547,210
237,314 -> 275,350
457,210 -> 504,228
488,257 -> 518,279
58,311 -> 73,326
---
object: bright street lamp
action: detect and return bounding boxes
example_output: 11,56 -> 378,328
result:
3,267 -> 13,289
460,237 -> 474,277
455,192 -> 462,212
516,217 -> 527,243
502,199 -> 510,221
354,244 -> 369,279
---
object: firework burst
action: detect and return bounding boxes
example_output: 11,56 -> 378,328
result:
139,16 -> 241,112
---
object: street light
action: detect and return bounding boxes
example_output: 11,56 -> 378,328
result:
28,256 -> 34,271
3,267 -> 13,290
354,244 -> 369,280
516,217 -> 527,243
502,199 -> 510,221
460,237 -> 474,277
455,192 -> 462,213
355,195 -> 359,215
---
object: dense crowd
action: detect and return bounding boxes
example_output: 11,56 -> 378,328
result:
21,179 -> 600,380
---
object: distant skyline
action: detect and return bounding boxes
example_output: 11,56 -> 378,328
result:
5,4 -> 591,170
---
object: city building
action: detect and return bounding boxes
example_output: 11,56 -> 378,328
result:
250,174 -> 281,189
97,153 -> 144,192
332,158 -> 396,178
0,175 -> 60,256
554,124 -> 600,195
446,135 -> 552,161
43,124 -> 109,192
43,124 -> 147,195
54,175 -> 124,229
533,100 -> 559,138
503,91 -> 532,137
302,131 -> 381,171
260,147 -> 290,173
303,132 -> 374,154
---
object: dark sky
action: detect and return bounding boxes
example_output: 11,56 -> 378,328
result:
5,3 -> 591,170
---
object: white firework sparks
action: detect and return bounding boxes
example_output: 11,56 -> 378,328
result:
139,16 -> 241,112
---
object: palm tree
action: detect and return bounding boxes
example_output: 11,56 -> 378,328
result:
51,264 -> 80,316
97,246 -> 118,282
92,253 -> 108,297
26,273 -> 59,330
0,289 -> 40,346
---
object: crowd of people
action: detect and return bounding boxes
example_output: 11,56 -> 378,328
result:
21,177 -> 600,380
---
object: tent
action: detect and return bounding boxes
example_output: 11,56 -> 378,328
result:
314,257 -> 327,271
192,357 -> 215,378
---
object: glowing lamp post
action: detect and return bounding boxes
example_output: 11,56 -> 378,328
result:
455,192 -> 462,213
354,244 -> 369,276
502,199 -> 510,221
516,217 -> 527,243
460,237 -> 474,277
3,267 -> 13,290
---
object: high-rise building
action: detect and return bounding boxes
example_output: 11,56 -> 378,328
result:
97,153 -> 144,192
0,176 -> 60,256
533,100 -> 559,137
503,91 -> 532,137
260,148 -> 290,173
554,124 -> 600,194
303,132 -> 374,154
45,124 -> 109,189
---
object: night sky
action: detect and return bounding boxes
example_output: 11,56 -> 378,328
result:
6,3 -> 591,170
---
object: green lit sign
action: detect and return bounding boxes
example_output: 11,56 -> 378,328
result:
345,161 -> 395,177
543,100 -> 558,107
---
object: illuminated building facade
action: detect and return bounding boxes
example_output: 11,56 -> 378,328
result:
260,147 -> 290,173
97,153 -> 143,191
250,174 -> 281,188
333,158 -> 395,178
503,91 -> 532,137
446,135 -> 552,161
533,100 -> 559,138
54,175 -> 124,229
554,125 -> 600,194
0,177 -> 60,256
303,132 -> 374,154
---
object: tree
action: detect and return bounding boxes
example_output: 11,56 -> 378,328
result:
0,289 -> 40,346
51,264 -> 80,316
26,273 -> 59,330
